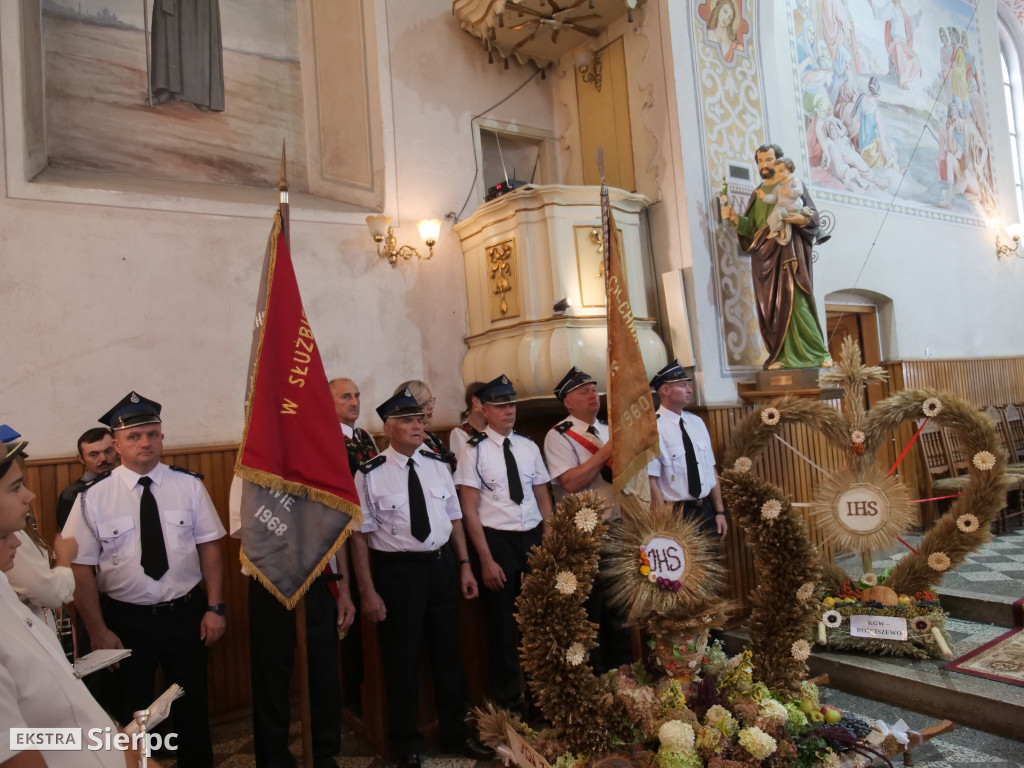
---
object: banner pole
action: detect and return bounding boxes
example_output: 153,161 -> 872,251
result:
279,141 -> 314,768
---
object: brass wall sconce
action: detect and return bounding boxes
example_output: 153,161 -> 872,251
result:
996,223 -> 1023,258
575,48 -> 602,92
365,215 -> 441,268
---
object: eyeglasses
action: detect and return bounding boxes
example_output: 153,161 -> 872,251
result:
421,397 -> 437,407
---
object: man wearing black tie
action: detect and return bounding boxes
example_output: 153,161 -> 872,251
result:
648,362 -> 729,538
349,390 -> 492,768
544,366 -> 631,673
455,374 -> 553,712
63,392 -> 226,768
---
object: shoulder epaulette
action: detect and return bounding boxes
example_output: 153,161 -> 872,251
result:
419,449 -> 447,462
359,455 -> 387,474
554,421 -> 573,434
83,470 -> 112,489
467,433 -> 486,447
513,431 -> 535,442
597,418 -> 607,426
170,465 -> 204,480
656,412 -> 661,419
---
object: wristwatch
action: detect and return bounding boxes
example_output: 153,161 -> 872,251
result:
206,603 -> 227,616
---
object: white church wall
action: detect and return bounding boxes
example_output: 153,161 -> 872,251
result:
0,0 -> 556,455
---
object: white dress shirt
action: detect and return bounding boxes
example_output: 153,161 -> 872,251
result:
0,572 -> 123,767
543,416 -> 617,518
647,406 -> 718,502
357,446 -> 461,553
454,427 -> 550,531
64,463 -> 226,605
7,530 -> 75,624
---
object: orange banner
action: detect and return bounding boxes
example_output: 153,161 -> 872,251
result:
604,194 -> 659,497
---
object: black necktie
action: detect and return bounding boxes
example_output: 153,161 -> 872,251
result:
679,418 -> 702,499
408,461 -> 430,542
137,476 -> 168,580
503,438 -> 525,505
588,426 -> 614,484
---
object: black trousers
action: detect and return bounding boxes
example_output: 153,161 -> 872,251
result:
372,546 -> 469,757
479,525 -> 543,708
585,550 -> 633,674
248,576 -> 341,768
674,497 -> 717,537
102,586 -> 212,768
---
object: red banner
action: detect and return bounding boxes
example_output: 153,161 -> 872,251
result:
235,211 -> 361,607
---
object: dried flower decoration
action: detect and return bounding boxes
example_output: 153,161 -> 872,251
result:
956,513 -> 980,533
790,638 -> 811,661
922,397 -> 943,417
927,551 -> 951,572
657,720 -> 695,753
912,617 -> 933,633
574,507 -> 599,532
796,582 -> 815,601
733,456 -> 753,473
851,430 -> 866,445
738,726 -> 777,760
860,572 -> 878,587
760,407 -> 782,426
564,642 -> 586,666
972,451 -> 996,471
554,570 -> 578,595
822,609 -> 842,628
760,499 -> 782,522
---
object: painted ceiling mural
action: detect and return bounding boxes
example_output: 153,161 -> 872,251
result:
792,0 -> 995,226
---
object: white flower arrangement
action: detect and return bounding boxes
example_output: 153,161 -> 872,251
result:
565,642 -> 586,666
737,726 -> 777,760
758,699 -> 789,726
822,609 -> 843,628
760,499 -> 782,522
972,451 -> 996,471
760,407 -> 782,426
733,456 -> 753,473
790,639 -> 811,661
927,551 -> 951,572
657,720 -> 695,753
922,397 -> 943,417
554,570 -> 578,595
956,513 -> 980,533
574,507 -> 599,533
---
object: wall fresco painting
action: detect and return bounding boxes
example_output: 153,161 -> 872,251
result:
792,0 -> 995,225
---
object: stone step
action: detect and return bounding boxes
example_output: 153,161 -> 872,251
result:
722,628 -> 1024,741
937,586 -> 1020,628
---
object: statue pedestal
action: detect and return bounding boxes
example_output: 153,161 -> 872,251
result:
737,368 -> 842,403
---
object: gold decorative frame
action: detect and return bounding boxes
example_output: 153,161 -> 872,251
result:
487,239 -> 519,320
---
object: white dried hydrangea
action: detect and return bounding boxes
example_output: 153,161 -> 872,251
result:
657,721 -> 695,753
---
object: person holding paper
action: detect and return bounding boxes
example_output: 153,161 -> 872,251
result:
0,428 -> 160,768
